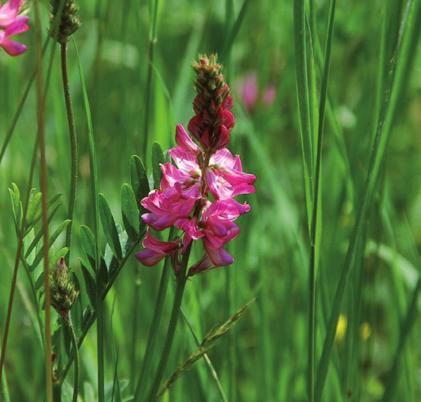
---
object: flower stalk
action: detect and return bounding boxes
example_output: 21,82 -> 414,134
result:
137,54 -> 255,401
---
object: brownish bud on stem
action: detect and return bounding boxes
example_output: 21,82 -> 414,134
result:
50,257 -> 78,317
50,0 -> 81,44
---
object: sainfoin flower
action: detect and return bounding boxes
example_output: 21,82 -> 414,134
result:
0,0 -> 29,56
237,72 -> 277,112
136,54 -> 255,275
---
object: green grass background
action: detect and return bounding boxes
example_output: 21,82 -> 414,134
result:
0,0 -> 420,401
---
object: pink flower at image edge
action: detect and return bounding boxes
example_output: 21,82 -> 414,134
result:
0,0 -> 29,56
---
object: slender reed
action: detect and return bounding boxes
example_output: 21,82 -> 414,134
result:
307,1 -> 336,401
142,0 -> 160,158
60,43 -> 78,262
132,0 -> 161,390
33,0 -> 53,400
66,313 -> 79,402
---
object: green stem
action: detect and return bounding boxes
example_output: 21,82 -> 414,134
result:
145,249 -> 191,402
96,286 -> 105,402
142,0 -> 160,158
60,43 -> 78,263
382,279 -> 421,402
66,314 -> 79,402
134,231 -> 174,401
34,0 -> 53,400
307,1 -> 336,401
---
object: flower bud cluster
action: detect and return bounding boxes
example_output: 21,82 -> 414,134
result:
50,0 -> 80,44
50,257 -> 78,317
188,54 -> 235,151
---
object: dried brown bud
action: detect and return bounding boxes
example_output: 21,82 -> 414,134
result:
50,257 -> 79,317
50,0 -> 81,44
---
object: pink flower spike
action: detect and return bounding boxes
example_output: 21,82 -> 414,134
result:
136,230 -> 179,266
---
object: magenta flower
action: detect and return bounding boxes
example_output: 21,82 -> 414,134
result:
141,185 -> 197,231
237,72 -> 277,112
0,0 -> 29,56
137,55 -> 255,275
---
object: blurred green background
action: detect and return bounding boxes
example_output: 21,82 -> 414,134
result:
0,0 -> 420,401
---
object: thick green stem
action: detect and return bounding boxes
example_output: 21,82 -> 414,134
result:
60,43 -> 78,263
145,248 -> 191,402
134,233 -> 174,401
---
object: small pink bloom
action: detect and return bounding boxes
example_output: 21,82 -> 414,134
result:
237,73 -> 258,112
176,217 -> 203,252
136,229 -> 180,266
0,0 -> 28,57
263,85 -> 276,106
141,185 -> 196,231
207,148 -> 256,199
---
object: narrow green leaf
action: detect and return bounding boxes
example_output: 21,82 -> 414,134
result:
25,206 -> 65,258
80,225 -> 97,272
221,0 -> 251,62
30,221 -> 71,270
121,183 -> 139,241
152,142 -> 165,187
130,155 -> 150,204
81,264 -> 96,307
99,194 -> 123,260
156,299 -> 254,400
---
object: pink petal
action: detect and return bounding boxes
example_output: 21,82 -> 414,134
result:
0,0 -> 22,26
0,37 -> 26,56
205,246 -> 234,266
142,230 -> 179,253
188,255 -> 214,276
4,15 -> 28,36
175,124 -> 200,154
136,249 -> 166,266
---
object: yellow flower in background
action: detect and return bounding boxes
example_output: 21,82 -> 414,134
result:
360,322 -> 372,341
335,314 -> 347,343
